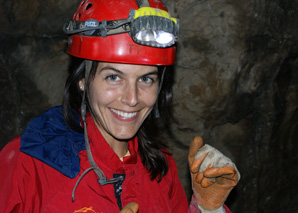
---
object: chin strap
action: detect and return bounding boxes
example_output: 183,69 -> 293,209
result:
72,60 -> 122,202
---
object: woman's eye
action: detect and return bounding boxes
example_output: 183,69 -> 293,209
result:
106,74 -> 120,81
139,76 -> 154,84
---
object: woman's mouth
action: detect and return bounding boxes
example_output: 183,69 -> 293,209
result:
110,108 -> 138,119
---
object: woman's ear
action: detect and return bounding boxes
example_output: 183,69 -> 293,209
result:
79,78 -> 85,91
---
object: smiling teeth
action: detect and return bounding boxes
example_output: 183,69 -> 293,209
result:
111,109 -> 137,118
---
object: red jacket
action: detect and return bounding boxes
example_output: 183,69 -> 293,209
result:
0,107 -> 231,213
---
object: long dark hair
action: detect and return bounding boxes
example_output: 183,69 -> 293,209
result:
62,58 -> 175,181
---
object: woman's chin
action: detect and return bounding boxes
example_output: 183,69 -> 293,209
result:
113,133 -> 136,142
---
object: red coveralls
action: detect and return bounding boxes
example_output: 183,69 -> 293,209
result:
0,107 -> 231,213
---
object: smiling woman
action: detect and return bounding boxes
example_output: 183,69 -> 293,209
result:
80,62 -> 160,156
63,59 -> 172,185
0,0 -> 240,212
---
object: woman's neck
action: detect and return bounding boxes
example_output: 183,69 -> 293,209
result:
107,138 -> 129,159
96,124 -> 129,159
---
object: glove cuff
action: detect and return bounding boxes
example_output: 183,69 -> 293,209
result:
189,195 -> 226,213
198,205 -> 225,213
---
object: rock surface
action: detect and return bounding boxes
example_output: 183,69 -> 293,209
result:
1,0 -> 298,212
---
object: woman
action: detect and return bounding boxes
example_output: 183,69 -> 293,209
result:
0,0 -> 239,212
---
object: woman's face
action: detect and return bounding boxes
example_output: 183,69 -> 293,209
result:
80,62 -> 159,142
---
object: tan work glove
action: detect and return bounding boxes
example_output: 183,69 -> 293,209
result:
188,136 -> 240,212
120,202 -> 139,213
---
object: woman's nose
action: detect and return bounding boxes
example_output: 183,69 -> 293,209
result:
120,82 -> 139,107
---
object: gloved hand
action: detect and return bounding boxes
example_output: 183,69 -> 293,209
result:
120,202 -> 139,213
188,136 -> 240,211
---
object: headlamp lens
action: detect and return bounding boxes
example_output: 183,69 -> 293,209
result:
135,30 -> 157,42
155,31 -> 175,45
135,30 -> 175,46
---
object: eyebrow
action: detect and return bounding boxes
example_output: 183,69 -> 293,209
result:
100,66 -> 158,76
100,66 -> 124,74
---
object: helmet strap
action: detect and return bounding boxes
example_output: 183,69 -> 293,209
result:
72,60 -> 121,202
136,0 -> 150,7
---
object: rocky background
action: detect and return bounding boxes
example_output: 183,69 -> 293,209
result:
1,0 -> 297,212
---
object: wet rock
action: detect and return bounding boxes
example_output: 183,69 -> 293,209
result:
1,0 -> 298,212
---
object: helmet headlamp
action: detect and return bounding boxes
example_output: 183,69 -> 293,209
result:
63,7 -> 179,48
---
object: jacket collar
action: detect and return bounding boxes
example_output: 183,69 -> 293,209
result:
20,106 -> 139,179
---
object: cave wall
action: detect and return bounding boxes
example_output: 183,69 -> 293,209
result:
1,0 -> 298,212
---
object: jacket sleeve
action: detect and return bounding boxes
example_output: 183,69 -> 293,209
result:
0,137 -> 41,212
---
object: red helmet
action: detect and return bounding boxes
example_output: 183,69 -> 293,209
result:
65,0 -> 178,65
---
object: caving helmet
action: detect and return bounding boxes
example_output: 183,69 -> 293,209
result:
63,0 -> 179,65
